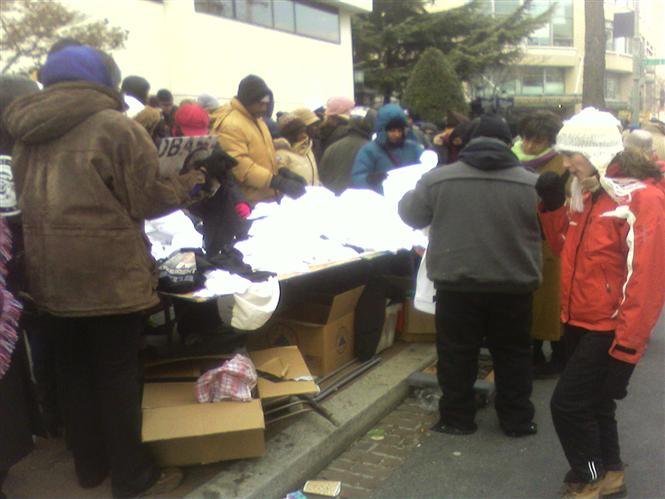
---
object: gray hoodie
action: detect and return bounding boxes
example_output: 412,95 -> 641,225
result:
399,137 -> 542,293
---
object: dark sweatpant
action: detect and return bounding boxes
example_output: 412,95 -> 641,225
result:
435,290 -> 535,431
551,326 -> 622,483
51,313 -> 157,498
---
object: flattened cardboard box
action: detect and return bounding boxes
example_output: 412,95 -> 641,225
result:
141,382 -> 265,467
267,286 -> 364,375
249,346 -> 319,400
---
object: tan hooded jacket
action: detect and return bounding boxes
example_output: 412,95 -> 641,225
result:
274,137 -> 320,186
3,82 -> 203,317
211,98 -> 278,203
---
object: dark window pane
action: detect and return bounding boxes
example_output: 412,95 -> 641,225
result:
274,0 -> 295,32
544,67 -> 564,94
194,0 -> 234,17
295,2 -> 339,43
521,68 -> 544,95
236,0 -> 272,27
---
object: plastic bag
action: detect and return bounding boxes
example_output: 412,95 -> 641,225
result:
414,248 -> 435,315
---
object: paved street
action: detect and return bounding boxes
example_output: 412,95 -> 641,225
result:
369,313 -> 665,499
316,310 -> 665,499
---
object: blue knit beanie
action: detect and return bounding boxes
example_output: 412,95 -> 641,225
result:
40,45 -> 115,88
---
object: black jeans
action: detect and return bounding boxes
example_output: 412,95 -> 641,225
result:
551,325 -> 622,483
51,313 -> 157,498
435,290 -> 535,431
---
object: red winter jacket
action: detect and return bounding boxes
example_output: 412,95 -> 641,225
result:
539,179 -> 665,364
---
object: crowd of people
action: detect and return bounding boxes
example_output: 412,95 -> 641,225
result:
1,40 -> 664,499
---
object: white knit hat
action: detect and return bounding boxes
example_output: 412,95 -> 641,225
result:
554,107 -> 623,176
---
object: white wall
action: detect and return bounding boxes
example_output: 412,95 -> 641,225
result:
61,0 -> 358,112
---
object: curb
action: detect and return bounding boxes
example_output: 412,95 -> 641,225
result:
184,343 -> 437,499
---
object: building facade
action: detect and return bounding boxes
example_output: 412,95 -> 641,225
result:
467,0 -> 664,120
61,0 -> 372,111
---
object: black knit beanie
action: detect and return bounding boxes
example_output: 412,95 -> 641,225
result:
464,115 -> 513,145
237,74 -> 270,107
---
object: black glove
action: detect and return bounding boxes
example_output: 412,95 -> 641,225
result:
601,356 -> 635,400
366,169 -> 388,186
201,147 -> 238,183
278,167 -> 307,185
535,171 -> 566,211
271,173 -> 306,199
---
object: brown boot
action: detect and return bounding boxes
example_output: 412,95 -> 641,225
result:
600,470 -> 627,498
560,480 -> 602,499
137,468 -> 184,497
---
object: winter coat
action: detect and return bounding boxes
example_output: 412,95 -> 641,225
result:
274,138 -> 320,185
513,143 -> 567,341
211,98 -> 278,203
316,121 -> 350,161
351,105 -> 424,193
399,137 -> 542,293
188,173 -> 249,255
319,112 -> 376,194
539,180 -> 665,364
642,122 -> 665,161
3,82 -> 202,317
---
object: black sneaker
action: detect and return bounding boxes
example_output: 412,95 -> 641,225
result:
75,465 -> 109,489
431,420 -> 478,435
501,422 -> 538,437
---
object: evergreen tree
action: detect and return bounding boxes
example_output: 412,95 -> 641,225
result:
353,0 -> 554,103
403,48 -> 466,124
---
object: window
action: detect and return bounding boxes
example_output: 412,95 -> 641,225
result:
543,67 -> 565,94
236,0 -> 272,27
474,67 -> 566,97
273,0 -> 295,32
527,0 -> 573,47
294,2 -> 339,43
521,67 -> 545,95
483,0 -> 573,47
605,73 -> 621,100
521,67 -> 565,95
194,0 -> 233,17
478,0 -> 520,17
604,20 -> 633,54
494,0 -> 520,17
194,0 -> 340,43
606,20 -> 614,51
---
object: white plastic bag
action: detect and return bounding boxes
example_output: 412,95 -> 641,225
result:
217,277 -> 280,331
414,249 -> 436,315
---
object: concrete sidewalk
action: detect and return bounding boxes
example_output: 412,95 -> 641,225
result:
4,342 -> 436,499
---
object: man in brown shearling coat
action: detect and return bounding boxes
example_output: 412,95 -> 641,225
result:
3,46 -> 205,498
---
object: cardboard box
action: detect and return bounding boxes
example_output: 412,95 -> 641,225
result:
143,356 -> 229,381
400,299 -> 436,342
265,286 -> 365,375
249,346 -> 319,401
141,382 -> 265,466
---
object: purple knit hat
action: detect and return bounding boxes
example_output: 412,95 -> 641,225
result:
39,45 -> 117,89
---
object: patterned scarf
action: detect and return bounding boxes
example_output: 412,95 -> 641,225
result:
0,217 -> 22,379
512,140 -> 558,171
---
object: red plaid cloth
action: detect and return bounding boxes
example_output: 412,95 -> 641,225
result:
196,354 -> 257,403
